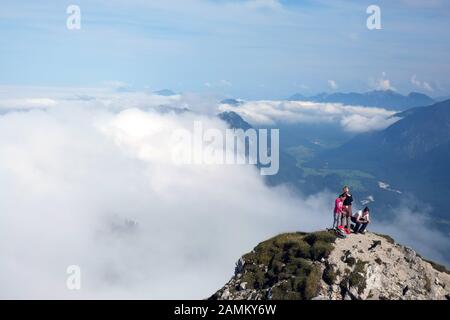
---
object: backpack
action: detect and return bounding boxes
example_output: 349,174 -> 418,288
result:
335,227 -> 347,239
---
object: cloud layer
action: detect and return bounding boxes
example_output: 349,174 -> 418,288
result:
0,87 -> 447,299
220,100 -> 400,133
0,90 -> 327,299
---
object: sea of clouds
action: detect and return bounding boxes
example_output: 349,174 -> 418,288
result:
219,99 -> 400,133
0,86 -> 447,299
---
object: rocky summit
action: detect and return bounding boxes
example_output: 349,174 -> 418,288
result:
210,231 -> 450,300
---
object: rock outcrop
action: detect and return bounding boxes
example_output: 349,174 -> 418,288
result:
210,231 -> 450,300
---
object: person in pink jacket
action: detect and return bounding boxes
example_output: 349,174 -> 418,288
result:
333,193 -> 346,229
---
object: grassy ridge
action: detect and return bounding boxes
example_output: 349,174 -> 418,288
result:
239,231 -> 337,299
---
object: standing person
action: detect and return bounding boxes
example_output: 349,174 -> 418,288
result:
333,193 -> 346,229
342,186 -> 353,234
351,207 -> 371,234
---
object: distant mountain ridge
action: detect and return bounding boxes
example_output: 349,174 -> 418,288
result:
220,98 -> 244,106
153,89 -> 177,96
289,90 -> 435,110
328,98 -> 450,166
218,111 -> 252,130
314,98 -> 450,221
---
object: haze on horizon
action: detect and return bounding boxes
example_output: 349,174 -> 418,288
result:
0,0 -> 450,99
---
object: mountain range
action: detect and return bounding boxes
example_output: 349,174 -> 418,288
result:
289,90 -> 435,110
312,99 -> 450,221
153,89 -> 177,96
218,98 -> 450,262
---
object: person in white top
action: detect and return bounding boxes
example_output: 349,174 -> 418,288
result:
351,207 -> 371,234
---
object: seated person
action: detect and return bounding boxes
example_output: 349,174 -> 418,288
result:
351,207 -> 371,234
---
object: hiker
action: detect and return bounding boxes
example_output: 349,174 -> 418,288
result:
333,193 -> 346,229
341,186 -> 353,234
351,207 -> 371,234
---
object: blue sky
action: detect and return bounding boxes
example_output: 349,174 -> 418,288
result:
1,0 -> 450,99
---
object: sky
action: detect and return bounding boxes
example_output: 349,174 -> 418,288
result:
1,0 -> 450,99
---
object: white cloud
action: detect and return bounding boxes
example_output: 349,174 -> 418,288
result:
370,72 -> 396,91
220,100 -> 399,133
0,98 -> 58,110
378,79 -> 392,90
411,75 -> 434,92
340,114 -> 400,133
0,87 -> 447,299
0,86 -> 185,113
0,88 -> 325,299
101,80 -> 130,89
328,80 -> 338,90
